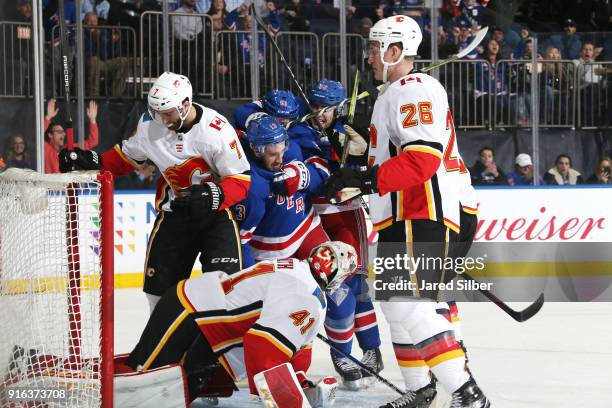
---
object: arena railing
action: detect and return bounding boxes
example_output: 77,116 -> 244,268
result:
0,21 -> 34,98
576,61 -> 611,129
139,11 -> 214,98
50,24 -> 137,99
321,33 -> 367,94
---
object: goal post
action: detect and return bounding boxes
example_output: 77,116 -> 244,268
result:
0,169 -> 114,407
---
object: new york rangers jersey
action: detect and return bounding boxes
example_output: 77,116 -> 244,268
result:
177,258 -> 326,394
368,72 -> 463,232
236,140 -> 326,264
101,103 -> 251,212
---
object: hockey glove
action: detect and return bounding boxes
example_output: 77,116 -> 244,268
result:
342,124 -> 368,156
171,182 -> 224,216
271,161 -> 311,197
325,165 -> 379,204
59,147 -> 101,173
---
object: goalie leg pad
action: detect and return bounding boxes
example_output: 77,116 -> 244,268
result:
114,363 -> 189,408
254,363 -> 311,408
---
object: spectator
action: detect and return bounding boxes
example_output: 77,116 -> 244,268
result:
115,160 -> 160,189
283,0 -> 310,32
549,19 -> 582,60
173,0 -> 203,42
82,0 -> 110,22
83,12 -> 129,97
586,157 -> 611,185
457,0 -> 487,29
437,25 -> 458,59
7,0 -> 34,96
507,153 -> 543,186
543,154 -> 584,185
43,98 -> 99,174
16,0 -> 32,22
475,39 -> 515,123
469,146 -> 507,185
574,41 -> 611,126
205,0 -> 228,16
457,19 -> 478,59
4,134 -> 34,170
540,45 -> 573,125
357,17 -> 373,38
171,0 -> 205,85
490,26 -> 513,59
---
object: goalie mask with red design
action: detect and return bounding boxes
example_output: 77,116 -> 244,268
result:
308,241 -> 358,293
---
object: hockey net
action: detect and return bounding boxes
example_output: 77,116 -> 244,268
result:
0,169 -> 114,407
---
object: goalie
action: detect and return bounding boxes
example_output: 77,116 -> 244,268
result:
115,241 -> 358,408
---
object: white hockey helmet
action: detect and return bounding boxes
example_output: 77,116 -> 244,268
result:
368,15 -> 422,82
147,72 -> 193,128
308,241 -> 358,293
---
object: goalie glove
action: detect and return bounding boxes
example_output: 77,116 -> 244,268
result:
324,165 -> 379,204
271,161 -> 310,197
171,182 -> 224,216
59,147 -> 101,173
341,124 -> 368,156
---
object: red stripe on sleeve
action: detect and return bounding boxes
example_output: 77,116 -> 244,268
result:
219,176 -> 251,210
377,150 -> 441,195
100,146 -> 139,177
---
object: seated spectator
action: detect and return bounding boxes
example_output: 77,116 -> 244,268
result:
543,154 -> 584,185
490,26 -> 514,59
437,25 -> 458,59
283,0 -> 311,32
456,19 -> 478,59
457,0 -> 487,29
4,134 -> 34,170
205,0 -> 228,15
173,0 -> 203,41
43,98 -> 99,174
574,41 -> 612,126
540,45 -> 573,125
469,146 -> 507,185
82,0 -> 110,23
84,12 -> 129,97
172,0 -> 205,85
507,153 -> 543,186
586,158 -> 611,185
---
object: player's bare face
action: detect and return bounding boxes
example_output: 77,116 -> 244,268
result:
261,143 -> 286,171
157,108 -> 182,130
312,104 -> 334,129
366,42 -> 384,80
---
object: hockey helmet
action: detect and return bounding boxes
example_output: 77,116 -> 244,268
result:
368,15 -> 422,82
308,241 -> 358,293
308,79 -> 347,107
246,116 -> 289,157
262,90 -> 300,120
148,72 -> 193,128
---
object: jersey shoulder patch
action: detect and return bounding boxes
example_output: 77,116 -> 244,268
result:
142,112 -> 153,122
312,286 -> 326,309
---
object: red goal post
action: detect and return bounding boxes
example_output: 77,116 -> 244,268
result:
0,169 -> 114,407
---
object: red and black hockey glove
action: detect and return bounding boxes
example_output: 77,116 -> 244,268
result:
59,147 -> 101,173
271,161 -> 311,197
324,165 -> 379,204
171,182 -> 224,216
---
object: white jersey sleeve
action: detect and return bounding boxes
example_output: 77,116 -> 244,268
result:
119,114 -> 151,164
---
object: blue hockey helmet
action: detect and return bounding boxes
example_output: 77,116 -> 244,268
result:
246,116 -> 289,156
308,79 -> 347,106
262,90 -> 300,119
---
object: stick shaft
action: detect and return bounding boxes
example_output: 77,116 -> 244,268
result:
58,0 -> 74,148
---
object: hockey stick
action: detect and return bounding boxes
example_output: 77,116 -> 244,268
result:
289,26 -> 490,127
249,4 -> 313,111
339,70 -> 360,167
316,333 -> 404,396
58,0 -> 74,149
463,273 -> 545,322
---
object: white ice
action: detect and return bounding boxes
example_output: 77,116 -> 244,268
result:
115,289 -> 612,408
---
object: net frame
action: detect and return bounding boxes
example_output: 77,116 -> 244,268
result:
0,169 -> 114,407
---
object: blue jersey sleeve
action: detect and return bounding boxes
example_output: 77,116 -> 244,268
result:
233,101 -> 266,131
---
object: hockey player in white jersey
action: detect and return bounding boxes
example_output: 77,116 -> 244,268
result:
114,241 -> 357,407
58,72 -> 251,312
325,16 -> 490,408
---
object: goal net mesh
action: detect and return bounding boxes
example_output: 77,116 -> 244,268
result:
0,169 -> 111,407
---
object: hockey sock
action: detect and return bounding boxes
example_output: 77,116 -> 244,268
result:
392,342 -> 431,390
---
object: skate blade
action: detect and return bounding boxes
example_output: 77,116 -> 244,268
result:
360,375 -> 377,388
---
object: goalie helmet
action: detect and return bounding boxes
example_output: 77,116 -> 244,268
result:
147,72 -> 193,128
263,90 -> 300,120
308,79 -> 346,106
246,116 -> 289,157
368,15 -> 422,82
308,241 -> 358,293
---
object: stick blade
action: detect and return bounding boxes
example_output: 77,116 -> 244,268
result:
513,293 -> 544,322
456,26 -> 489,60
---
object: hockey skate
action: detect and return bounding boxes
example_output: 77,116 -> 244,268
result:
379,380 -> 437,408
330,351 -> 362,390
449,377 -> 490,408
360,348 -> 384,387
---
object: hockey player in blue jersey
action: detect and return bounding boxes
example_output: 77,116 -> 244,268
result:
307,79 -> 383,390
235,115 -> 331,267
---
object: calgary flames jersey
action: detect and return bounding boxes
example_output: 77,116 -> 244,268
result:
368,72 -> 464,232
101,103 -> 250,211
177,259 -> 326,393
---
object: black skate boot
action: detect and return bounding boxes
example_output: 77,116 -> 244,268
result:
360,348 -> 384,387
330,351 -> 363,390
449,377 -> 490,408
379,380 -> 437,408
